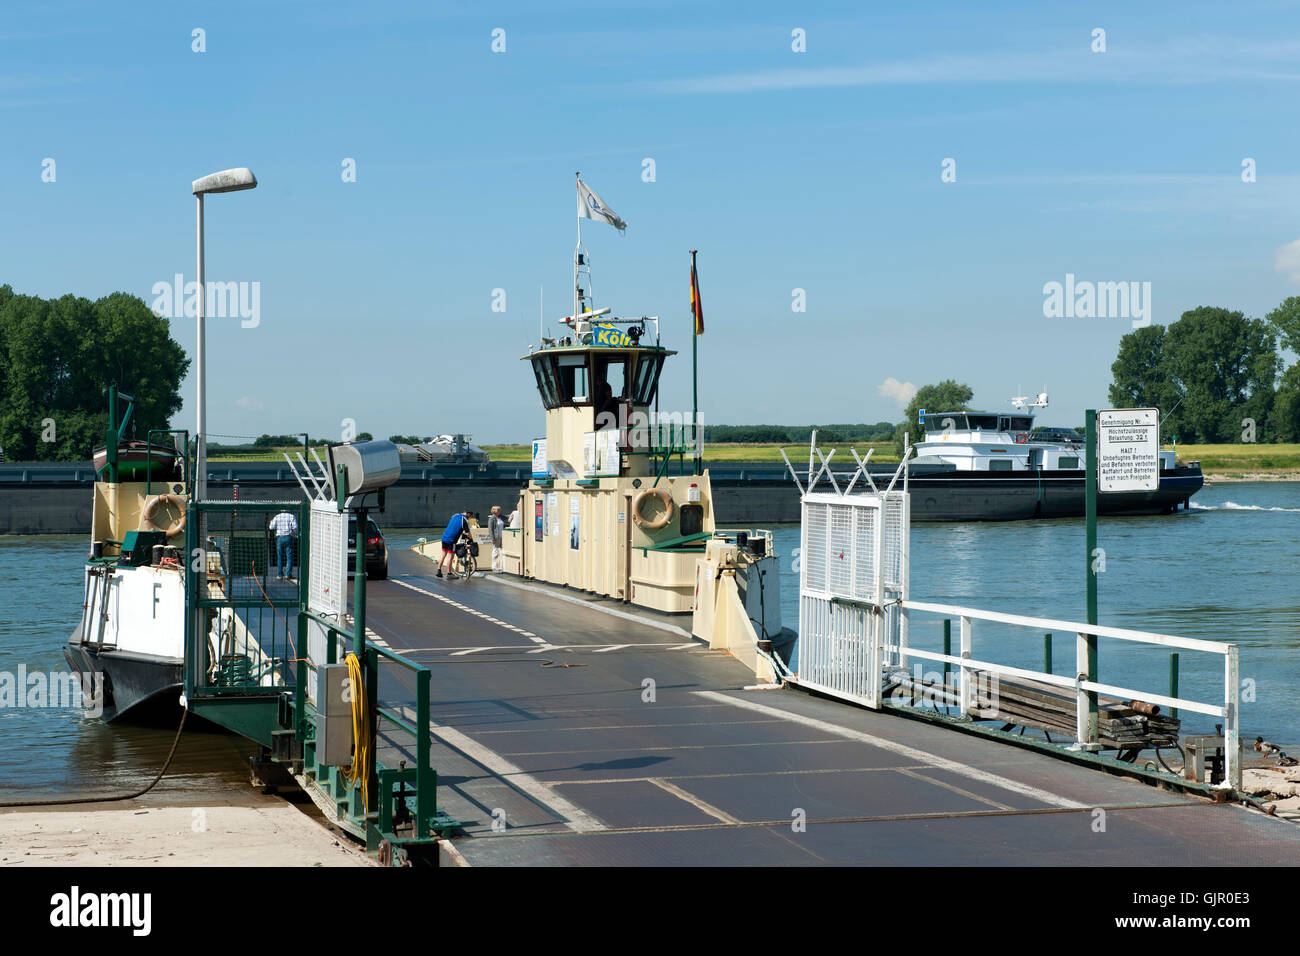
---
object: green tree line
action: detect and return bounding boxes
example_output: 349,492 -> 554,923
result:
0,285 -> 189,461
702,423 -> 896,443
1110,301 -> 1300,442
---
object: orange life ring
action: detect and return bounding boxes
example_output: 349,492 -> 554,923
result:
632,487 -> 674,531
142,494 -> 186,538
1013,432 -> 1030,444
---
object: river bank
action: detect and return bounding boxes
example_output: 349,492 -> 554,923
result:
0,793 -> 373,866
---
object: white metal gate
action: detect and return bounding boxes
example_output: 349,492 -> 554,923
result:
799,490 -> 909,708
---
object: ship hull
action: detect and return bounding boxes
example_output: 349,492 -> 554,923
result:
888,466 -> 1203,522
64,638 -> 183,724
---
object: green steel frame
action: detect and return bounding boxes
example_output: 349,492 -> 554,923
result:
183,497 -> 456,861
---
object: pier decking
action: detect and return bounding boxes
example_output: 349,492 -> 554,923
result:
366,551 -> 1300,866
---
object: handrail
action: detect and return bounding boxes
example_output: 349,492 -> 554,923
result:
899,600 -> 1241,789
903,600 -> 1228,655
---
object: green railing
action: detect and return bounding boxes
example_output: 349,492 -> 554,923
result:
295,610 -> 442,846
184,499 -> 307,699
183,496 -> 453,856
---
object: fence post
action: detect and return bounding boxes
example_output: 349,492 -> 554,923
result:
1044,633 -> 1052,674
417,668 -> 433,837
1225,645 -> 1240,791
942,619 -> 951,699
959,616 -> 972,719
1169,652 -> 1180,720
1075,631 -> 1090,746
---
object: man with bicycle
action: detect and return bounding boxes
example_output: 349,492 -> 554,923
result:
437,509 -> 472,578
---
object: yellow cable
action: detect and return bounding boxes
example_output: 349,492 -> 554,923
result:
341,652 -> 369,809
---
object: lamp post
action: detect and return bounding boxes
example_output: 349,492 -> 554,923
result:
192,167 -> 258,499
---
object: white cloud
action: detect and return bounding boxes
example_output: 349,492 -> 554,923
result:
648,38 -> 1300,96
235,395 -> 264,412
877,378 -> 917,407
1275,239 -> 1300,284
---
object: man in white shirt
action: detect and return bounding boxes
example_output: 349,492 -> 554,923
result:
488,505 -> 505,572
269,510 -> 299,580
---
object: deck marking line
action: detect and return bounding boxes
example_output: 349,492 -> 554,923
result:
648,778 -> 743,824
694,691 -> 1083,809
392,578 -> 536,640
481,573 -> 694,638
594,644 -> 630,653
397,706 -> 606,833
895,768 -> 1014,811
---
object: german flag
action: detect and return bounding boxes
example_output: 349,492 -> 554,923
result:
690,251 -> 704,335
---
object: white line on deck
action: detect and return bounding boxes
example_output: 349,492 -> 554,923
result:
593,644 -> 630,653
391,579 -> 538,641
649,778 -> 742,825
398,706 -> 606,833
694,691 -> 1084,810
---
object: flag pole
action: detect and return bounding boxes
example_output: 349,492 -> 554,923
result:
574,172 -> 581,331
690,249 -> 700,476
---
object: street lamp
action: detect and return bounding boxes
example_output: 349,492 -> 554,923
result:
192,167 -> 257,499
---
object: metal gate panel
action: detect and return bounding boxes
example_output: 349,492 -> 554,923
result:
309,500 -> 347,619
799,490 -> 909,708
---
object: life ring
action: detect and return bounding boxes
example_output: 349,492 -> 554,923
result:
632,487 -> 674,531
1013,432 -> 1030,444
142,494 -> 186,537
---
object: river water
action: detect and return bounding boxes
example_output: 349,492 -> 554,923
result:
2,481 -> 1297,798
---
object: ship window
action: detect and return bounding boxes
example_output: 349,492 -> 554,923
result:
556,354 -> 590,404
593,355 -> 628,399
532,357 -> 561,409
1058,456 -> 1080,469
632,352 -> 664,405
988,459 -> 1013,471
968,415 -> 999,430
1011,417 -> 1033,432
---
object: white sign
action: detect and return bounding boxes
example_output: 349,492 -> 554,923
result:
531,439 -> 548,479
1098,408 -> 1159,492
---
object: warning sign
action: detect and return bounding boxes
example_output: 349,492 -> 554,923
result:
1098,408 -> 1159,492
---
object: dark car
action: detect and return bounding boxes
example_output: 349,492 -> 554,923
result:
347,516 -> 388,580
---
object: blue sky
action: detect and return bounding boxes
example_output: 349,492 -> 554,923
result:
3,1 -> 1300,443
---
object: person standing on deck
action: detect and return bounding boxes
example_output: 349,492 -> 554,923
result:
488,505 -> 505,572
269,509 -> 299,581
437,510 -> 471,578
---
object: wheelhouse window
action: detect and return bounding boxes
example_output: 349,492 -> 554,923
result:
531,356 -> 561,409
556,354 -> 590,404
968,414 -> 999,431
592,354 -> 627,428
631,352 -> 665,405
923,412 -> 967,432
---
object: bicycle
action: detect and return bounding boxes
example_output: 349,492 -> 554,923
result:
451,535 -> 477,580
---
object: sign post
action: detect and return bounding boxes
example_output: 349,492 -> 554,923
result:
1083,407 -> 1160,748
1082,410 -> 1099,746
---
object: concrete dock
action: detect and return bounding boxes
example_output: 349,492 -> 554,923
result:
366,551 -> 1300,866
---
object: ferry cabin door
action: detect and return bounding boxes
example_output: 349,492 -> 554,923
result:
1028,448 -> 1043,470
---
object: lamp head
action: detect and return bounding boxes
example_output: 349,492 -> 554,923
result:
192,167 -> 258,195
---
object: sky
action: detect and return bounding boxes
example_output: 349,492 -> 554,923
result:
3,0 -> 1300,444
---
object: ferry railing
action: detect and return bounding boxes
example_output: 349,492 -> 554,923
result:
184,499 -> 308,699
894,601 -> 1241,790
295,609 -> 442,845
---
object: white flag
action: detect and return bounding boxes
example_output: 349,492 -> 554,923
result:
577,179 -> 627,232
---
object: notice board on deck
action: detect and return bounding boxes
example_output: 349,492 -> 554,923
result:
1098,408 -> 1159,492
